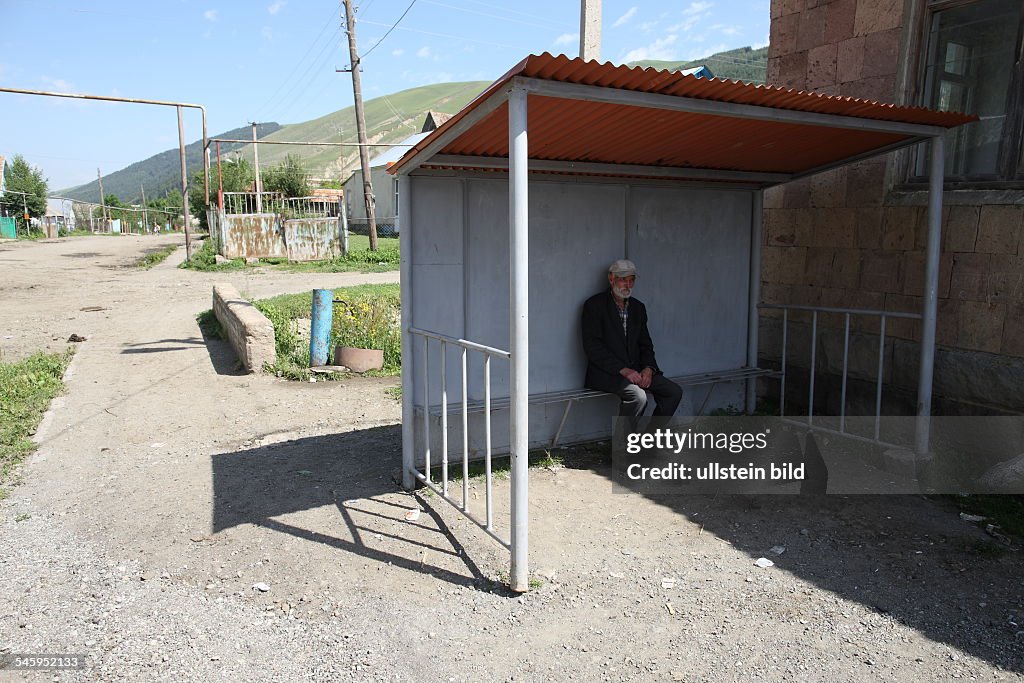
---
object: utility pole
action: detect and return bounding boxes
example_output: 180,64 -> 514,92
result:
177,105 -> 193,259
341,0 -> 378,251
579,0 -> 602,61
251,121 -> 263,213
141,184 -> 149,233
97,168 -> 108,232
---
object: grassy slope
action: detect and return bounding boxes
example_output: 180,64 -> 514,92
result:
629,46 -> 769,84
249,81 -> 490,177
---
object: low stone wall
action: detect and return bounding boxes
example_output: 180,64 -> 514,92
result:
212,283 -> 276,373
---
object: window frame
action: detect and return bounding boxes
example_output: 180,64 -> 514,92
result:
901,0 -> 1024,190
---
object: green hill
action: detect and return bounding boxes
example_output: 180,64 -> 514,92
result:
58,45 -> 766,201
628,46 -> 768,84
59,123 -> 281,203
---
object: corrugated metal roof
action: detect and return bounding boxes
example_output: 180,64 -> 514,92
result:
389,53 -> 976,180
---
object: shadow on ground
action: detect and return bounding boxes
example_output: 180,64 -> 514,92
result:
211,426 -> 489,590
559,443 -> 1024,673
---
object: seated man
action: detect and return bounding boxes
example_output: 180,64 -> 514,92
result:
581,259 -> 683,425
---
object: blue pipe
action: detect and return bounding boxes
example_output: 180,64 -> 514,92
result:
309,289 -> 333,367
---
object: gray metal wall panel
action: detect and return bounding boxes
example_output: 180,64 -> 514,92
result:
409,175 -> 754,458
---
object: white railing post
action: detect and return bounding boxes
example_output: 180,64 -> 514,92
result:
399,175 -> 414,490
916,135 -> 943,457
508,85 -> 530,593
746,189 -> 763,414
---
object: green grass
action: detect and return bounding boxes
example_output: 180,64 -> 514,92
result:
136,243 -> 178,269
196,309 -> 225,340
253,284 -> 400,380
0,350 -> 73,497
385,386 -> 402,402
179,234 -> 399,273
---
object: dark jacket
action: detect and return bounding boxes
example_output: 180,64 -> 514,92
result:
581,289 -> 660,394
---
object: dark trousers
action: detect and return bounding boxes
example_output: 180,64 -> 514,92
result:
616,374 -> 683,421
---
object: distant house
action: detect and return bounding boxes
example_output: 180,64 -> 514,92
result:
0,155 -> 6,194
421,111 -> 452,133
343,130 -> 430,234
680,65 -> 715,79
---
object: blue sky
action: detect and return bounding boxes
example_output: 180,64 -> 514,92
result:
0,0 -> 769,191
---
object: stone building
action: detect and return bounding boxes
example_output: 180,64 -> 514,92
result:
762,0 -> 1024,415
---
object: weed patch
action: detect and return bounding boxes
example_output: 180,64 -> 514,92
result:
0,350 -> 73,494
136,243 -> 178,269
253,284 -> 400,380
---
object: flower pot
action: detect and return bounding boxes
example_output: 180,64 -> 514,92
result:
335,345 -> 384,373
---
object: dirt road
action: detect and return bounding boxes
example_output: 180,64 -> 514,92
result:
0,235 -> 1021,681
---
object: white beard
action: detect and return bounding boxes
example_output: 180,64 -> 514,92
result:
613,285 -> 632,299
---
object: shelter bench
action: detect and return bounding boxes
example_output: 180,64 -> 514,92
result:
428,366 -> 780,448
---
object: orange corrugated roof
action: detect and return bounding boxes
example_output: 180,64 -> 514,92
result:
389,53 -> 976,181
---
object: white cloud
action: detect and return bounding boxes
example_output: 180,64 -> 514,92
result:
267,0 -> 285,15
416,46 -> 432,59
203,9 -> 218,22
623,34 -> 678,62
554,33 -> 577,46
668,15 -> 703,33
710,23 -> 741,36
392,48 -> 405,57
682,1 -> 713,15
639,20 -> 659,33
261,26 -> 273,40
613,7 -> 637,28
40,75 -> 73,91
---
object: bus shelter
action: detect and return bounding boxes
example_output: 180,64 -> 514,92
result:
388,53 -> 974,591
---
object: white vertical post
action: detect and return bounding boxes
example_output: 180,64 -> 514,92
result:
916,135 -> 944,457
399,175 -> 415,490
579,0 -> 602,61
746,189 -> 763,414
509,86 -> 530,593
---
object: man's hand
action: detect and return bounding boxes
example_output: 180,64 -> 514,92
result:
620,367 -> 644,385
639,367 -> 654,389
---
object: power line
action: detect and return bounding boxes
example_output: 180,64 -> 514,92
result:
360,0 -> 419,59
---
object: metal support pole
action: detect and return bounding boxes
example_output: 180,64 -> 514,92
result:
508,86 -> 530,593
746,189 -> 763,414
916,135 -> 944,457
309,289 -> 334,367
177,105 -> 193,259
252,122 -> 263,214
399,175 -> 415,490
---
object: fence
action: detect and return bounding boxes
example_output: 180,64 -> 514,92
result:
0,216 -> 16,239
214,192 -> 346,261
760,303 -> 923,448
346,217 -> 398,239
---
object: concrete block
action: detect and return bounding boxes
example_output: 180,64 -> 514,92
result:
767,56 -> 782,84
976,205 -> 1023,254
766,210 -> 797,246
855,207 -> 884,249
944,205 -> 979,252
782,177 -> 812,209
841,75 -> 896,103
883,292 -> 921,341
797,4 -> 829,52
949,253 -> 992,302
859,250 -> 902,292
936,297 -> 958,347
861,28 -> 901,78
764,185 -> 785,210
807,43 -> 838,89
836,36 -> 865,83
903,251 -> 952,298
824,0 -> 857,44
770,13 -> 801,57
809,167 -> 848,209
853,0 -> 903,36
881,206 -> 918,251
804,247 -> 836,287
989,254 -> 1024,304
777,52 -> 810,88
846,161 -> 885,206
811,207 -> 856,248
829,248 -> 863,288
1002,302 -> 1024,357
956,300 -> 1005,354
764,246 -> 809,285
212,283 -> 277,373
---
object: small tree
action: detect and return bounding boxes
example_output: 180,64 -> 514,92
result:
263,154 -> 310,198
190,157 -> 255,226
0,155 -> 48,235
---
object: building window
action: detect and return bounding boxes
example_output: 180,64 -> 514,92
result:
911,0 -> 1024,187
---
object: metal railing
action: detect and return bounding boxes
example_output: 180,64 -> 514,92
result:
346,217 -> 398,239
221,192 -> 341,218
760,303 -> 922,446
409,327 -> 511,550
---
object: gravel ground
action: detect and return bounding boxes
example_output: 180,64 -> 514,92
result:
0,235 -> 1021,682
